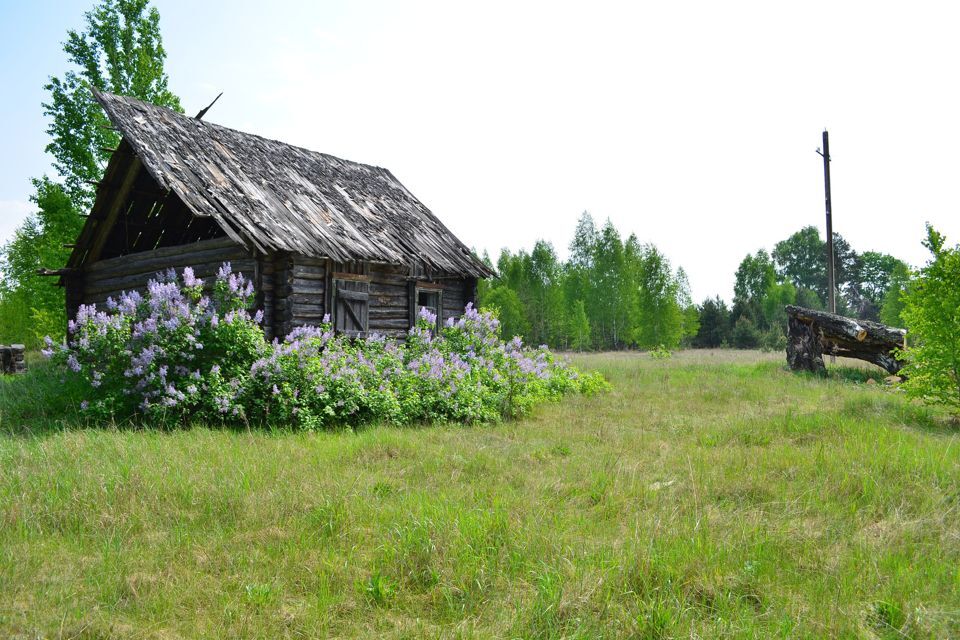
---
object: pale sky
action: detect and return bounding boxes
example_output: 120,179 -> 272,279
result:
2,0 -> 960,302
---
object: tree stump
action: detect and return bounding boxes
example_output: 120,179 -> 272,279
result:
0,345 -> 26,375
786,315 -> 826,373
784,305 -> 906,375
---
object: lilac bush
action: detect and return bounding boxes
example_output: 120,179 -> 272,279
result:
45,264 -> 606,427
44,264 -> 266,422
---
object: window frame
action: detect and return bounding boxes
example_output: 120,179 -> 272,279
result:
409,281 -> 444,330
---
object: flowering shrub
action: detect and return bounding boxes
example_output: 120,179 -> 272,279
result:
45,264 -> 606,428
44,264 -> 265,422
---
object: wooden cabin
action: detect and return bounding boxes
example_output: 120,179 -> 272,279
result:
49,90 -> 493,339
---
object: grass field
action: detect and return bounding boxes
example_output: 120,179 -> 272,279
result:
1,351 -> 959,638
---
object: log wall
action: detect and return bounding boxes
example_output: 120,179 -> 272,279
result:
71,239 -> 479,342
76,237 -> 253,308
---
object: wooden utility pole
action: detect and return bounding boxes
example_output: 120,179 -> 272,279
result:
818,130 -> 836,315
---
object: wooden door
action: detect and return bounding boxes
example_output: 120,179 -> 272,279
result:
334,279 -> 369,337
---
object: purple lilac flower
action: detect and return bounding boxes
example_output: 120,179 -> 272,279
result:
418,306 -> 438,326
183,266 -> 203,288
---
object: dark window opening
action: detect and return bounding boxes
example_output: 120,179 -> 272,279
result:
411,285 -> 443,329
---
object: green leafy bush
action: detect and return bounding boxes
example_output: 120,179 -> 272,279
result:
44,264 -> 606,428
898,226 -> 960,417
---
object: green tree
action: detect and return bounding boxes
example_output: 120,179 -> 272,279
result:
480,285 -> 529,343
628,239 -> 684,349
44,0 -> 182,211
731,315 -> 761,349
567,300 -> 591,351
694,297 -> 731,348
772,226 -> 859,313
773,226 -> 825,296
0,0 -> 181,345
563,211 -> 598,348
899,226 -> 960,416
591,221 -> 631,349
0,180 -> 80,345
675,267 -> 700,347
879,261 -> 912,328
527,241 -> 566,346
732,249 -> 776,329
759,280 -> 796,350
850,251 -> 908,320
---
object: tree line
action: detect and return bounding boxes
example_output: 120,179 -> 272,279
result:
477,212 -> 699,351
695,227 -> 910,350
477,220 -> 912,352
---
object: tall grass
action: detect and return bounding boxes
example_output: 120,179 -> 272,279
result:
1,351 -> 958,638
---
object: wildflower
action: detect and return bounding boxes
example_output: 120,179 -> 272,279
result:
183,266 -> 203,288
417,306 -> 438,326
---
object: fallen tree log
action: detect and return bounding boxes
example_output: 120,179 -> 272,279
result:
784,305 -> 907,375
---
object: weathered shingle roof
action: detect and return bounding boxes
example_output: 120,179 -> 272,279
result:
92,90 -> 492,277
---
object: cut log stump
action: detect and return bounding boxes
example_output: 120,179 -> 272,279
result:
0,344 -> 26,375
784,305 -> 906,375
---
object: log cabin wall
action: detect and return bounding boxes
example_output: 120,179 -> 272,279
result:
369,262 -> 411,338
283,257 -> 477,340
68,241 -> 477,343
72,236 -> 253,311
270,253 -> 295,340
286,255 -> 328,334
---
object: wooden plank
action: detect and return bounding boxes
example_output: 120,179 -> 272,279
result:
85,237 -> 241,274
291,264 -> 327,278
290,281 -> 325,296
337,288 -> 369,302
84,259 -> 256,297
331,271 -> 371,282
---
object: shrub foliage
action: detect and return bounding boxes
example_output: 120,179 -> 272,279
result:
899,226 -> 960,416
44,264 -> 605,427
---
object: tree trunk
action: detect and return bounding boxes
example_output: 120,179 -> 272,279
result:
784,305 -> 906,375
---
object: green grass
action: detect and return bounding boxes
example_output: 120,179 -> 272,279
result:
1,350 -> 959,638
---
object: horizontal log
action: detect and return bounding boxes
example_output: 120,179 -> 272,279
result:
84,237 -> 245,276
288,293 -> 325,305
291,279 -> 325,293
369,318 -> 413,331
84,259 -> 255,296
293,256 -> 328,268
785,305 -> 906,375
292,264 -> 327,279
38,267 -> 76,277
370,307 -> 409,321
331,272 -> 370,282
291,306 -> 326,319
370,282 -> 406,296
785,305 -> 905,347
371,296 -> 407,309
